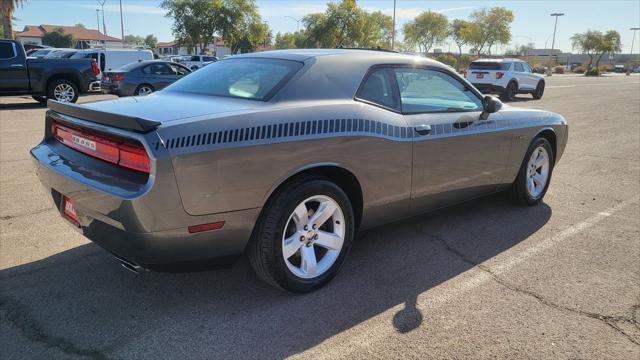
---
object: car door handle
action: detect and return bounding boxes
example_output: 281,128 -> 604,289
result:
11,64 -> 24,67
414,124 -> 431,136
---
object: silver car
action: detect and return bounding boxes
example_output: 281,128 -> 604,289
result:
31,49 -> 568,293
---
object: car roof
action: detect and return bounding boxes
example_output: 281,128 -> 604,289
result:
232,48 -> 447,68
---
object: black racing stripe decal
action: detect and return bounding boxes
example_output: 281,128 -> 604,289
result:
161,117 -> 528,150
164,118 -> 413,150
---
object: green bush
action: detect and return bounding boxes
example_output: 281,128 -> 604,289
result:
433,53 -> 457,68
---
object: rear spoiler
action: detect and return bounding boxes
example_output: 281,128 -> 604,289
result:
47,100 -> 160,133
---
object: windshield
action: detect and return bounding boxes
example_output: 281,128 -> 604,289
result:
469,62 -> 511,70
165,58 -> 302,101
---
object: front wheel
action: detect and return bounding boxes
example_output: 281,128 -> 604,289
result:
532,81 -> 545,99
510,137 -> 554,206
248,176 -> 355,293
135,84 -> 154,96
47,79 -> 79,103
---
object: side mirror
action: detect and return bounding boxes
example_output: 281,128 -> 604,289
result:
482,95 -> 502,113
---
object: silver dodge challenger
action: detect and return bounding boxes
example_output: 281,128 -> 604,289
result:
31,49 -> 568,293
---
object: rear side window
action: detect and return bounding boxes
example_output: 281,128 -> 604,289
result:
190,56 -> 200,61
469,62 -> 511,71
0,42 -> 15,59
514,62 -> 524,72
202,56 -> 216,62
165,58 -> 302,101
357,69 -> 399,111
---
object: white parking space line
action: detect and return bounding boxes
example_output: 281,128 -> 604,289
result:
299,197 -> 640,359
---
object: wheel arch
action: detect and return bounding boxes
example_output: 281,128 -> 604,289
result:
533,127 -> 557,164
45,73 -> 82,95
262,163 -> 364,229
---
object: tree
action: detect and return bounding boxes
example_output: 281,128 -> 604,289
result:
464,7 -> 514,55
572,30 -> 621,75
296,0 -> 392,49
449,19 -> 471,66
75,23 -> 86,28
124,34 -> 144,45
274,31 -> 304,49
220,0 -> 270,53
161,0 -> 224,54
144,34 -> 158,49
42,28 -> 74,48
1,0 -> 25,40
402,11 -> 448,53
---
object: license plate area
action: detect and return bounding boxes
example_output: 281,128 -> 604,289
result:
62,196 -> 81,226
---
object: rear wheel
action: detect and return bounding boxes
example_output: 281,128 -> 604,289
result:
501,81 -> 518,101
510,137 -> 554,206
532,81 -> 545,99
248,176 -> 355,293
47,79 -> 79,103
135,84 -> 154,96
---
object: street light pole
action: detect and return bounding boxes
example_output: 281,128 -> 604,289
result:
550,13 -> 564,51
285,16 -> 300,32
119,0 -> 125,46
631,27 -> 640,55
97,0 -> 107,36
391,0 -> 396,50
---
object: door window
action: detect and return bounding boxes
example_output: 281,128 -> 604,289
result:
514,62 -> 524,72
0,42 -> 16,59
168,63 -> 190,75
394,68 -> 482,114
356,68 -> 399,111
143,63 -> 171,75
522,63 -> 532,73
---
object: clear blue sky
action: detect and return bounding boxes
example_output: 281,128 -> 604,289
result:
14,0 -> 640,53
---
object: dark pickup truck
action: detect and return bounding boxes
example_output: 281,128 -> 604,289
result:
0,39 -> 100,103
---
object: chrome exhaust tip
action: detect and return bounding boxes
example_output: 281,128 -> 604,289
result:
114,256 -> 146,274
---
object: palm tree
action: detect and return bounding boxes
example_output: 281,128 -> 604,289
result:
1,0 -> 25,40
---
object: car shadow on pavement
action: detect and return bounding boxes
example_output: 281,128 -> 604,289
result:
0,192 -> 551,358
0,102 -> 47,110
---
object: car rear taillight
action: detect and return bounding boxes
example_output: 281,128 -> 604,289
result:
52,122 -> 150,173
496,71 -> 504,79
91,61 -> 100,76
112,73 -> 124,81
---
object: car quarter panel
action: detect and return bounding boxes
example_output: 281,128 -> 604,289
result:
158,102 -> 413,229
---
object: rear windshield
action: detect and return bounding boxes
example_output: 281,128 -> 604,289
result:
165,58 -> 302,101
469,62 -> 511,70
30,49 -> 52,57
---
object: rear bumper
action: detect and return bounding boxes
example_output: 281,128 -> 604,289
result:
30,123 -> 259,269
472,83 -> 505,94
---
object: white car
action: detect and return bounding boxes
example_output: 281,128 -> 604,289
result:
465,58 -> 545,101
178,55 -> 218,70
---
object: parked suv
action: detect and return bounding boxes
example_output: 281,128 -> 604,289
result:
178,55 -> 218,70
465,58 -> 545,101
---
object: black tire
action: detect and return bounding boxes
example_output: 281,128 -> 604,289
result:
510,137 -> 555,206
501,81 -> 517,101
31,95 -> 47,104
134,84 -> 154,96
191,65 -> 198,71
248,175 -> 355,293
47,79 -> 79,103
532,81 -> 545,99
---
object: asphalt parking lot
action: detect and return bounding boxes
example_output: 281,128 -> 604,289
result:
1,74 -> 639,359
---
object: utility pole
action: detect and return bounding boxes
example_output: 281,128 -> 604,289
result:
550,13 -> 564,50
97,0 -> 107,36
391,0 -> 396,50
119,0 -> 124,46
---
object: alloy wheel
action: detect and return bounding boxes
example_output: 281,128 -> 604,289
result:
53,83 -> 75,102
526,146 -> 550,198
281,195 -> 345,279
137,86 -> 153,96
